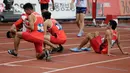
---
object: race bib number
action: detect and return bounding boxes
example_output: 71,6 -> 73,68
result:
37,24 -> 44,32
55,23 -> 62,30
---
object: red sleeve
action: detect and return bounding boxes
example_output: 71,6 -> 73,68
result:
14,18 -> 23,27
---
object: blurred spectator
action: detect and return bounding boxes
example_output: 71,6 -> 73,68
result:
3,0 -> 14,11
0,3 -> 5,12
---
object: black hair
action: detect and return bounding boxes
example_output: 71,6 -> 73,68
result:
6,31 -> 11,38
23,3 -> 33,10
42,11 -> 51,19
109,20 -> 117,30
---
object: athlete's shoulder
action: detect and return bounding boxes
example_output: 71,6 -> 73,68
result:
45,19 -> 52,23
51,18 -> 57,23
106,29 -> 110,32
105,29 -> 111,35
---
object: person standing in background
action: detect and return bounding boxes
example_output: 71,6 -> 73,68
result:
92,0 -> 97,26
39,0 -> 55,13
70,0 -> 90,37
3,0 -> 14,11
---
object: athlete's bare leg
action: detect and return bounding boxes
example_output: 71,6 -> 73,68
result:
14,32 -> 22,54
77,31 -> 99,49
77,13 -> 85,37
76,14 -> 80,28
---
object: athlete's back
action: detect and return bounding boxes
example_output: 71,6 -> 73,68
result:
32,12 -> 44,32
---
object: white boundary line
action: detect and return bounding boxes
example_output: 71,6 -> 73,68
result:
0,37 -> 84,45
0,41 -> 27,45
0,28 -> 130,34
0,36 -> 130,45
0,46 -> 129,66
0,25 -> 130,71
96,66 -> 128,72
0,37 -> 129,65
0,43 -> 80,54
43,57 -> 130,73
0,39 -> 130,54
0,52 -> 86,66
4,63 -> 58,70
0,27 -> 129,31
0,27 -> 130,71
66,32 -> 130,34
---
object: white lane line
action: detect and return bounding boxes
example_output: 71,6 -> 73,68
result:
3,63 -> 57,70
0,39 -> 130,54
3,63 -> 22,67
66,32 -> 130,35
0,58 -> 36,66
0,39 -> 129,69
0,30 -> 130,35
0,48 -> 34,54
39,67 -> 57,70
0,52 -> 86,66
43,57 -> 130,73
96,66 -> 128,72
0,43 -> 80,54
0,41 -> 27,45
0,27 -> 129,31
0,36 -> 130,45
0,46 -> 129,66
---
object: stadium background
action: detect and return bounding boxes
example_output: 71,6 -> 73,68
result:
0,0 -> 130,22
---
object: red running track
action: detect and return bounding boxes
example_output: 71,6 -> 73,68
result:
0,23 -> 130,73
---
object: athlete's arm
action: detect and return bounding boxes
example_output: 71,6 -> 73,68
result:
43,20 -> 49,35
24,14 -> 35,31
14,18 -> 23,27
10,24 -> 17,33
116,32 -> 129,55
9,19 -> 22,38
44,19 -> 52,35
105,30 -> 112,56
43,20 -> 49,50
10,18 -> 23,33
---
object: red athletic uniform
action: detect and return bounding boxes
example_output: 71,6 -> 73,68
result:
90,30 -> 117,54
47,19 -> 66,44
39,0 -> 50,4
14,13 -> 29,32
92,0 -> 97,19
22,12 -> 44,53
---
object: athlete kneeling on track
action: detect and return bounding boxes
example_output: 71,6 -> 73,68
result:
7,3 -> 51,60
42,11 -> 67,53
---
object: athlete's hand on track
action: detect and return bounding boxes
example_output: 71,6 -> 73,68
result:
123,52 -> 130,55
108,53 -> 116,56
